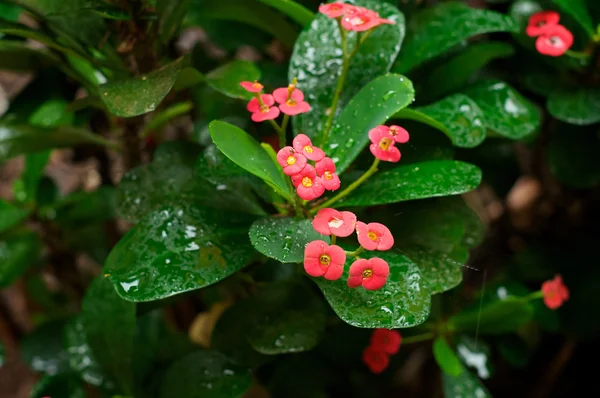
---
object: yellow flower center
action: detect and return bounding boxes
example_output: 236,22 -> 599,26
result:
319,254 -> 331,265
252,81 -> 262,89
302,176 -> 313,187
349,16 -> 366,25
260,105 -> 270,113
368,231 -> 378,241
379,137 -> 392,150
286,156 -> 296,165
304,145 -> 313,153
286,99 -> 297,107
324,171 -> 333,180
389,127 -> 399,136
362,269 -> 373,278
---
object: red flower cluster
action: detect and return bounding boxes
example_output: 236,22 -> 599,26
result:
363,329 -> 401,373
541,274 -> 569,310
277,135 -> 340,200
526,11 -> 573,57
304,208 -> 394,290
369,125 -> 409,162
319,2 -> 394,32
240,80 -> 311,122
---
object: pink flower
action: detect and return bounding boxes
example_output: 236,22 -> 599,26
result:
315,157 -> 340,191
312,208 -> 357,237
318,2 -> 350,18
370,329 -> 401,355
247,94 -> 280,122
362,345 -> 389,374
526,11 -> 560,37
291,165 -> 325,200
273,87 -> 311,116
304,240 -> 346,280
240,80 -> 264,93
368,126 -> 401,162
542,275 -> 569,310
535,25 -> 573,57
356,222 -> 394,251
293,134 -> 325,161
347,258 -> 390,290
341,6 -> 394,32
388,125 -> 410,143
276,146 -> 307,176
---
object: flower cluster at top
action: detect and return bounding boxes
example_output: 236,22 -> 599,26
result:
240,79 -> 311,122
304,208 -> 395,290
319,2 -> 394,31
526,11 -> 573,57
541,274 -> 569,310
362,329 -> 401,373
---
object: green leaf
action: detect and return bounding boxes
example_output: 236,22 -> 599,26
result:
393,2 -> 518,74
104,202 -> 258,302
0,231 -> 41,287
0,199 -> 30,234
159,351 -> 252,398
0,124 -> 116,162
547,89 -> 600,126
82,277 -> 136,394
552,0 -> 594,36
313,251 -> 431,328
20,319 -> 70,376
256,0 -> 314,27
464,80 -> 541,140
326,74 -> 415,174
405,94 -> 487,148
29,99 -> 74,128
0,41 -> 61,71
0,2 -> 22,22
209,121 -> 294,202
548,126 -> 600,188
206,60 -> 261,100
448,297 -> 534,335
425,41 -> 515,100
403,246 -> 468,295
249,217 -> 329,263
100,58 -> 185,117
290,0 -> 405,141
141,102 -> 194,137
0,342 -> 4,367
53,187 -> 116,225
443,369 -> 491,398
157,0 -> 191,42
335,161 -> 482,208
433,337 -> 464,377
91,5 -> 130,20
30,374 -> 85,398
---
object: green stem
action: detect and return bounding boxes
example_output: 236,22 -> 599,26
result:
402,332 -> 435,344
523,291 -> 544,301
269,119 -> 286,148
565,49 -> 591,59
331,235 -> 337,245
281,114 -> 290,135
345,246 -> 364,258
311,158 -> 380,214
293,195 -> 304,218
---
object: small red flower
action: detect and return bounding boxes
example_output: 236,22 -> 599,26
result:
291,165 -> 325,200
362,345 -> 389,374
347,258 -> 390,290
542,275 -> 569,310
240,80 -> 264,93
318,2 -> 350,19
293,134 -> 325,161
535,25 -> 573,57
387,125 -> 410,143
526,11 -> 560,37
356,222 -> 394,251
312,208 -> 357,237
276,146 -> 307,176
368,125 -> 401,162
370,329 -> 401,355
304,240 -> 346,280
315,157 -> 340,191
273,87 -> 311,116
341,6 -> 394,32
247,94 -> 280,122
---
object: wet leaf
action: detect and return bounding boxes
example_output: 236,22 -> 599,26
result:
403,246 -> 468,295
257,0 -> 314,27
443,369 -> 491,398
313,251 -> 431,329
249,217 -> 329,263
433,337 -> 464,377
0,231 -> 41,287
206,60 -> 261,100
290,0 -> 405,141
393,2 -> 518,73
30,374 -> 85,398
552,0 -> 594,36
0,200 -> 30,234
449,297 -> 534,335
547,89 -> 600,126
20,319 -> 70,376
335,161 -> 482,207
327,74 -> 415,174
159,351 -> 252,398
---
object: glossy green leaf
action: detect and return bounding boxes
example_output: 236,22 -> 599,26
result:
313,251 -> 431,328
0,2 -> 22,22
100,58 -> 184,117
457,335 -> 493,379
0,200 -> 30,234
327,74 -> 415,174
547,89 -> 600,126
209,120 -> 294,202
464,80 -> 541,140
0,124 -> 116,162
257,0 -> 314,27
82,277 -> 136,394
393,2 -> 518,74
335,161 -> 482,207
141,102 -> 194,137
206,60 -> 261,100
403,246 -> 468,295
30,374 -> 85,398
443,369 -> 491,398
0,231 -> 40,287
425,41 -> 515,100
105,202 -> 258,302
449,297 -> 534,335
548,127 -> 600,188
159,351 -> 252,398
290,0 -> 405,141
552,0 -> 594,36
249,217 -> 328,263
20,319 -> 70,376
157,0 -> 190,42
433,337 -> 464,377
29,99 -> 74,128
